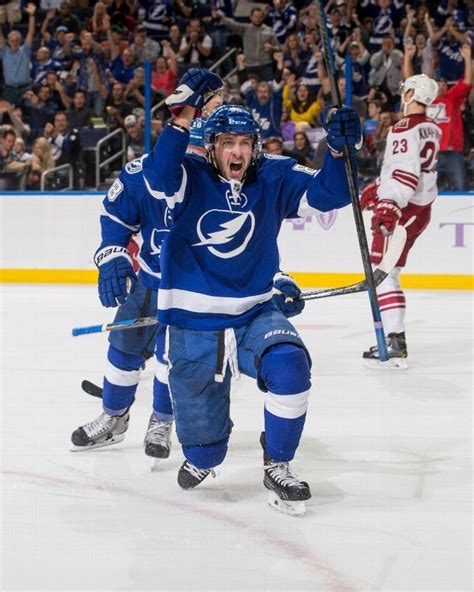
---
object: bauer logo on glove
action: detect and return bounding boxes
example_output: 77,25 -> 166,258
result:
166,68 -> 224,118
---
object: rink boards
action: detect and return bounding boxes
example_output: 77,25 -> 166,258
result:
0,191 -> 472,289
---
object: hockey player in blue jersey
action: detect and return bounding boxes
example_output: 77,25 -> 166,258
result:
70,90 -> 226,461
142,68 -> 361,515
70,156 -> 174,463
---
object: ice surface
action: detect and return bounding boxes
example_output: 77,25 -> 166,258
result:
1,285 -> 472,591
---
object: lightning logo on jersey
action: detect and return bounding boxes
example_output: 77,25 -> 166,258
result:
193,209 -> 255,259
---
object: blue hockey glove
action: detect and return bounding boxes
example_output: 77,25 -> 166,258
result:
94,245 -> 137,308
165,68 -> 224,117
321,105 -> 363,154
272,273 -> 305,318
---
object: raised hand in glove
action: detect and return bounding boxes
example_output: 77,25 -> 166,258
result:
272,273 -> 305,318
321,105 -> 363,154
94,245 -> 137,308
360,180 -> 379,211
165,68 -> 224,118
371,200 -> 402,235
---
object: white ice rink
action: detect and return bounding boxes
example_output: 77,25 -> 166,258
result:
1,284 -> 472,592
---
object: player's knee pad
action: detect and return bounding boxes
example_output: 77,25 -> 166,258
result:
259,343 -> 311,395
105,345 -> 143,387
182,437 -> 229,470
259,344 -> 311,420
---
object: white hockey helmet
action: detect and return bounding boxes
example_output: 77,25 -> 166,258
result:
400,74 -> 438,115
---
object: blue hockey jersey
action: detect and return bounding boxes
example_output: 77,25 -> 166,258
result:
142,124 -> 353,330
100,156 -> 170,290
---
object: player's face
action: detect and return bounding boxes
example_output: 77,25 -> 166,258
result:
214,133 -> 253,181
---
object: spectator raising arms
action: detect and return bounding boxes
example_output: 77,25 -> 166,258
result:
214,7 -> 279,81
237,51 -> 284,139
151,42 -> 178,99
369,35 -> 403,108
0,3 -> 36,106
283,74 -> 321,127
425,44 -> 472,190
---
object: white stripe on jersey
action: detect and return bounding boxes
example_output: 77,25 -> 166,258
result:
144,165 -> 188,209
136,253 -> 162,279
296,189 -> 322,217
158,288 -> 273,316
101,205 -> 140,232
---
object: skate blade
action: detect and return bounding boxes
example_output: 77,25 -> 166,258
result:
267,491 -> 307,517
363,357 -> 408,370
150,458 -> 162,471
70,433 -> 125,452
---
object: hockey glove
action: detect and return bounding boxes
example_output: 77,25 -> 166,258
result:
321,105 -> 363,154
371,200 -> 402,236
273,273 -> 305,318
360,180 -> 379,211
94,245 -> 137,308
166,68 -> 224,117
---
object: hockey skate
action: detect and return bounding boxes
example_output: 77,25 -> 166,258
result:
177,461 -> 216,490
70,409 -> 130,451
260,432 -> 311,517
363,332 -> 408,369
144,415 -> 173,471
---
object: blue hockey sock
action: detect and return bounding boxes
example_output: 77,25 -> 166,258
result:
182,437 -> 229,470
102,345 -> 144,415
152,376 -> 174,421
259,344 -> 311,462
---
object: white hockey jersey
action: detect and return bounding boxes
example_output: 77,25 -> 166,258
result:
379,114 -> 442,208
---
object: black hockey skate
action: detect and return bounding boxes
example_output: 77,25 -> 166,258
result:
177,461 -> 216,490
144,415 -> 173,470
363,332 -> 408,369
260,431 -> 311,517
71,409 -> 130,451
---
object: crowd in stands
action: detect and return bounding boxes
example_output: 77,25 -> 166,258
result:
0,0 -> 472,191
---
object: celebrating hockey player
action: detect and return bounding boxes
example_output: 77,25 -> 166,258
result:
361,73 -> 441,369
141,68 -> 362,515
70,157 -> 175,463
70,80 -> 228,461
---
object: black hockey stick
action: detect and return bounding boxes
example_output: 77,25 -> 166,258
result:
314,0 -> 389,360
81,380 -> 103,398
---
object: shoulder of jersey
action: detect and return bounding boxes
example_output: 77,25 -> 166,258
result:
392,114 -> 436,133
124,155 -> 147,176
258,153 -> 295,176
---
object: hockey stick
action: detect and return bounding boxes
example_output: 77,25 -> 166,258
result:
82,380 -> 103,398
72,315 -> 158,336
314,0 -> 389,361
71,227 -> 406,337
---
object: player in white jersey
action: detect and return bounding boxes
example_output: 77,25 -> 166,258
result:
360,74 -> 441,369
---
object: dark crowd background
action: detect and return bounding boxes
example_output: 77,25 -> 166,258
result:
0,0 -> 472,191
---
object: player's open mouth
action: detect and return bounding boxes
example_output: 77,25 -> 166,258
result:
230,163 -> 243,172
